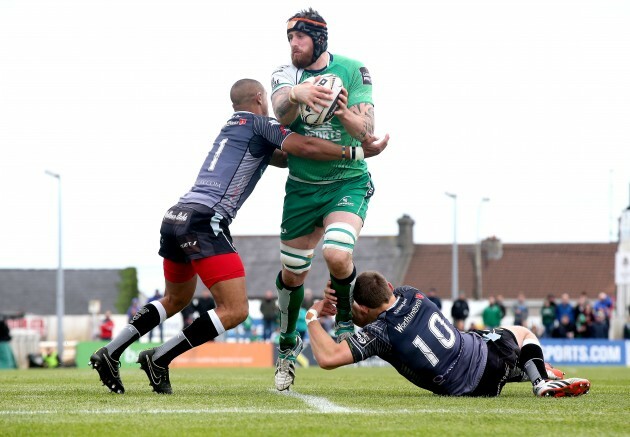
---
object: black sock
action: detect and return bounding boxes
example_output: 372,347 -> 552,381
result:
519,343 -> 547,386
153,311 -> 219,367
130,304 -> 162,334
330,265 -> 356,323
106,304 -> 161,360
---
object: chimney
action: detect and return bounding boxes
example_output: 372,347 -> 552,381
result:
397,214 -> 415,254
482,236 -> 503,260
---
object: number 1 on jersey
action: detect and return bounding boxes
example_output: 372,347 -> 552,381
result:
208,138 -> 227,172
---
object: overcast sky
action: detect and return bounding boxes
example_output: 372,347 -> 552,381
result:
1,0 -> 629,295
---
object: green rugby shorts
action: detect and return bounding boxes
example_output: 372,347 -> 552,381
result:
280,173 -> 375,241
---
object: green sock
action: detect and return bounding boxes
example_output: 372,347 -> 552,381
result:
275,272 -> 304,350
331,266 -> 356,324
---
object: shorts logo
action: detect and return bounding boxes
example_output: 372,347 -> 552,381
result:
336,196 -> 354,207
164,210 -> 189,225
180,235 -> 201,255
359,67 -> 372,85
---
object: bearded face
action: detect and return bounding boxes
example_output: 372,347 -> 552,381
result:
289,31 -> 314,69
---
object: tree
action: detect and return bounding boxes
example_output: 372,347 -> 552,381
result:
115,267 -> 139,314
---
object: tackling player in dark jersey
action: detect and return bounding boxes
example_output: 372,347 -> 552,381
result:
307,271 -> 591,398
89,79 -> 389,394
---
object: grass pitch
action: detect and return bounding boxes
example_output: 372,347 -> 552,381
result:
0,366 -> 628,436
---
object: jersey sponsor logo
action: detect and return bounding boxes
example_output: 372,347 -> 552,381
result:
394,297 -> 423,333
393,298 -> 407,314
359,67 -> 372,85
163,210 -> 189,224
303,124 -> 342,142
355,330 -> 370,345
271,77 -> 281,88
336,196 -> 354,207
196,179 -> 222,188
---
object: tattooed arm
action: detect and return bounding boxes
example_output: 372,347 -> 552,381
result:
333,88 -> 375,142
271,87 -> 300,126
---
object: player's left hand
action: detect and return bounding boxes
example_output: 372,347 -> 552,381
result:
361,133 -> 390,158
310,298 -> 337,319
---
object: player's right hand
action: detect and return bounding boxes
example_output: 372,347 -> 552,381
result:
293,76 -> 333,111
323,280 -> 338,304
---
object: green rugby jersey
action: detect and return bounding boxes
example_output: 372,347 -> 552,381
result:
271,54 -> 373,183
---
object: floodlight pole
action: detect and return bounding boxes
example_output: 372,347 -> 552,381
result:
45,170 -> 64,364
475,197 -> 490,299
445,192 -> 458,301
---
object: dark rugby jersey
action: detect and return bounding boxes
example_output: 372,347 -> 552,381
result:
179,111 -> 292,221
347,286 -> 488,396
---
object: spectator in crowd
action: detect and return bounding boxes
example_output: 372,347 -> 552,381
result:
296,307 -> 308,342
573,292 -> 589,322
540,296 -> 556,338
451,292 -> 470,331
99,311 -> 115,341
127,297 -> 140,323
574,302 -> 594,338
593,292 -> 614,330
238,314 -> 253,342
426,287 -> 442,310
301,288 -> 316,310
195,288 -> 216,314
512,293 -> 528,326
319,312 -> 335,336
0,316 -> 17,369
147,289 -> 164,343
551,314 -> 575,339
260,290 -> 279,342
496,294 -> 507,319
589,310 -> 609,339
180,303 -> 196,330
482,296 -> 503,329
555,293 -> 574,325
624,305 -> 630,340
43,347 -> 59,368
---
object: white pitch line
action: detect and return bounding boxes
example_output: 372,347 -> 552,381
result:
0,408 -> 306,415
274,389 -> 354,413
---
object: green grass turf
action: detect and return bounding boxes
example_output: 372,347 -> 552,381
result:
0,366 -> 628,436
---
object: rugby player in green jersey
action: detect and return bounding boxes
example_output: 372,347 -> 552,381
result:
271,8 -> 386,390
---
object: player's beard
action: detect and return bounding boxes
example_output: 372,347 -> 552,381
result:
291,48 -> 313,69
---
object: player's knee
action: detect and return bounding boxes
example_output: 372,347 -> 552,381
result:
323,246 -> 352,269
229,306 -> 249,328
162,294 -> 191,315
322,222 -> 356,267
214,303 -> 248,330
280,244 -> 314,275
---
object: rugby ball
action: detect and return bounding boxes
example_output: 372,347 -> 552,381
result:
299,74 -> 343,126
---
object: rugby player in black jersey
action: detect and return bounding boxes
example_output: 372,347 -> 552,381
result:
307,271 -> 590,398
